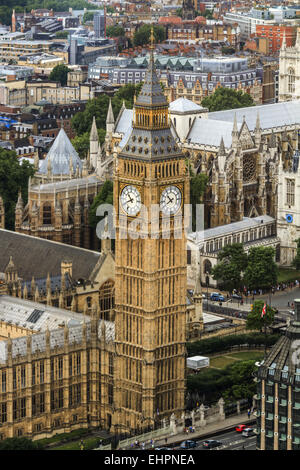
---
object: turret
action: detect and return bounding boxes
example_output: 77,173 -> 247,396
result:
254,110 -> 261,147
231,113 -> 239,148
90,116 -> 99,169
15,190 -> 24,231
106,98 -> 115,135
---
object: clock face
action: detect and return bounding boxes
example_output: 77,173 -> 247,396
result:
120,185 -> 141,216
160,185 -> 182,215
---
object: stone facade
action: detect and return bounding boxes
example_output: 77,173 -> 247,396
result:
279,28 -> 300,102
277,150 -> 300,266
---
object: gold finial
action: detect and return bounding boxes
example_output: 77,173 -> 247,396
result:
150,25 -> 155,50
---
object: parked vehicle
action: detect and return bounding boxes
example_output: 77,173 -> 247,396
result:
242,428 -> 255,437
235,424 -> 247,432
202,440 -> 222,449
210,293 -> 225,302
180,440 -> 197,449
231,293 -> 242,301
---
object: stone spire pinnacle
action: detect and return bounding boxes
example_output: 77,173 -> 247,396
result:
90,116 -> 98,141
106,98 -> 114,125
281,29 -> 286,50
218,136 -> 226,156
255,110 -> 261,130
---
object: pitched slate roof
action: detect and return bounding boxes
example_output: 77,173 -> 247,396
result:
209,100 -> 300,132
169,97 -> 204,114
39,128 -> 82,175
0,229 -> 101,281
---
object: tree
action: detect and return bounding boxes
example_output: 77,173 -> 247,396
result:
71,132 -> 90,160
0,437 -> 44,450
133,24 -> 165,47
0,148 -> 35,230
293,238 -> 300,270
89,179 -> 113,229
55,30 -> 69,39
83,11 -> 94,23
211,243 -> 248,292
71,83 -> 142,137
244,246 -> 278,292
189,171 -> 208,231
201,87 -> 255,112
106,25 -> 125,38
246,300 -> 275,331
49,64 -> 70,86
221,46 -> 235,55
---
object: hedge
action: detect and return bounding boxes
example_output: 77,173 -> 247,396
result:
187,333 -> 280,357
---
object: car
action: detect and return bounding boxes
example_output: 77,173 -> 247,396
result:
210,293 -> 225,302
235,424 -> 247,432
231,293 -> 242,301
155,447 -> 173,450
202,440 -> 222,449
242,428 -> 255,437
180,440 -> 197,449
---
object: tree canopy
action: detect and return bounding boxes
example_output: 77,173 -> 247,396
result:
89,179 -> 113,229
293,238 -> 300,271
0,1 -> 97,26
71,83 -> 142,138
55,30 -> 69,39
201,87 -> 255,112
106,25 -> 125,38
244,246 -> 278,291
49,64 -> 70,86
211,243 -> 248,292
0,437 -> 44,450
246,300 -> 275,331
133,24 -> 165,47
211,244 -> 278,293
0,148 -> 35,230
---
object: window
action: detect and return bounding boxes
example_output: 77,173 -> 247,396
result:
43,205 -> 52,225
286,178 -> 295,206
288,67 -> 295,94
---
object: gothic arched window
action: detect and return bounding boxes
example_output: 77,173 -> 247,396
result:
203,259 -> 212,274
99,280 -> 115,320
288,67 -> 295,94
43,205 -> 52,225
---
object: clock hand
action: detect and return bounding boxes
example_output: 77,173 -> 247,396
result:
167,195 -> 174,204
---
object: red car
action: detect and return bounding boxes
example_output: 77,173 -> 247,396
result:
235,424 -> 247,432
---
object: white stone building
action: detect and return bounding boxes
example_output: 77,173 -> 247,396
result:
279,28 -> 300,102
277,150 -> 300,266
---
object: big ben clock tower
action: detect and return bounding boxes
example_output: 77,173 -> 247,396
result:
112,29 -> 189,434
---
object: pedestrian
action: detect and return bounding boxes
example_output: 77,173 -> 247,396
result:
165,437 -> 168,444
80,439 -> 84,450
288,301 -> 290,307
247,409 -> 251,419
99,439 -> 102,448
142,442 -> 145,450
186,427 -> 189,435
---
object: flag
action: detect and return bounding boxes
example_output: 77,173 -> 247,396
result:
261,303 -> 267,318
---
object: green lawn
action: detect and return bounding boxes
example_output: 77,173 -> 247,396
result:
51,436 -> 100,451
278,268 -> 300,283
209,350 -> 264,369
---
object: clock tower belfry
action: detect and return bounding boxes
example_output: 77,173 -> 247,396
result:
112,29 -> 189,434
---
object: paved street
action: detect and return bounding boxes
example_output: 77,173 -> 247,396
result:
193,428 -> 256,451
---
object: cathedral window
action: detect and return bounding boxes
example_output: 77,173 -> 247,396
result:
288,68 -> 295,94
1,371 -> 6,393
286,178 -> 295,206
43,205 -> 52,225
